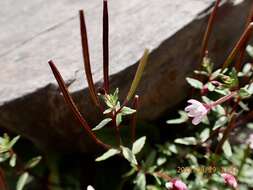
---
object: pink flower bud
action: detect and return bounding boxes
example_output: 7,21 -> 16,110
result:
211,80 -> 222,87
165,179 -> 188,190
201,84 -> 209,95
221,173 -> 238,189
185,99 -> 210,125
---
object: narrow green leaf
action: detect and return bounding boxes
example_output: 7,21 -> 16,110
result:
9,153 -> 17,167
121,106 -> 136,116
25,156 -> 42,169
126,49 -> 149,101
132,136 -> 146,155
134,172 -> 146,190
174,137 -> 197,145
213,116 -> 227,130
116,113 -> 122,127
92,118 -> 112,131
246,45 -> 253,58
239,88 -> 251,99
222,140 -> 232,158
95,148 -> 120,162
16,172 -> 29,190
166,111 -> 188,124
8,136 -> 20,149
144,150 -> 157,169
121,146 -> 138,165
186,77 -> 203,89
199,128 -> 210,142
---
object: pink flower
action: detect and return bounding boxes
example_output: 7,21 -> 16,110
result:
165,179 -> 188,190
221,173 -> 238,189
246,134 -> 253,149
185,99 -> 210,125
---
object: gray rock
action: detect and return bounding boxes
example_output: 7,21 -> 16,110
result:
0,0 -> 251,152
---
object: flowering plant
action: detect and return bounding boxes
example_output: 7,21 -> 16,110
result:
46,0 -> 253,189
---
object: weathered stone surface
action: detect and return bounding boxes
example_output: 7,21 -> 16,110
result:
0,0 -> 251,152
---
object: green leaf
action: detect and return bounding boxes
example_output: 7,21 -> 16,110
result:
121,106 -> 136,116
113,88 -> 119,99
247,123 -> 253,129
9,153 -> 17,167
199,128 -> 210,142
0,152 -> 10,162
222,69 -> 238,88
246,45 -> 253,58
16,172 -> 29,190
95,148 -> 120,162
144,150 -> 156,169
210,69 -> 221,80
174,137 -> 197,145
25,156 -> 42,169
186,77 -> 203,89
202,56 -> 213,74
126,49 -> 149,101
132,136 -> 146,155
103,108 -> 112,114
121,146 -> 138,165
207,82 -> 215,91
8,136 -> 20,149
222,140 -> 232,158
134,172 -> 146,190
239,88 -> 251,99
122,168 -> 137,178
213,116 -> 227,130
92,118 -> 112,131
116,113 -> 122,127
166,111 -> 188,124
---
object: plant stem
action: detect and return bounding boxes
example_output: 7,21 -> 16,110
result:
79,10 -> 100,107
131,95 -> 139,143
210,91 -> 237,108
200,0 -> 221,63
0,167 -> 8,190
222,22 -> 253,70
235,2 -> 253,71
103,0 -> 110,93
48,60 -> 111,150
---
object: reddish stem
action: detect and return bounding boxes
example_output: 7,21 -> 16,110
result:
222,22 -> 253,70
235,3 -> 253,71
79,10 -> 100,107
0,167 -> 8,190
200,0 -> 221,63
48,60 -> 110,150
209,91 -> 237,108
103,0 -> 110,93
